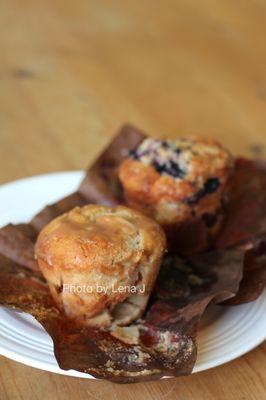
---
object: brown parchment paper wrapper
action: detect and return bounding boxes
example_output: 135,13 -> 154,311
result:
0,248 -> 243,383
214,158 -> 266,304
0,125 -> 265,383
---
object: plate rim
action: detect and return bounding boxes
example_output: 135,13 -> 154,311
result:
0,171 -> 265,379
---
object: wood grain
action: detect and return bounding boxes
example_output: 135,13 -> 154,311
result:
0,0 -> 265,399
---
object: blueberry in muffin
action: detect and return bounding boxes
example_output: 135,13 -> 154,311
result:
119,137 -> 234,254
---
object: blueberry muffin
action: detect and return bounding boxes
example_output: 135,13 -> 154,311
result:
35,205 -> 166,327
118,137 -> 234,254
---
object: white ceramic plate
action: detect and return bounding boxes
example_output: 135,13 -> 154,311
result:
0,172 -> 265,379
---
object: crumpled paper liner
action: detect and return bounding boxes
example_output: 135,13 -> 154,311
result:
0,125 -> 265,383
214,158 -> 266,304
0,248 -> 243,383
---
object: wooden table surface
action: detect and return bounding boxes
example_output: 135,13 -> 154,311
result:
0,0 -> 266,399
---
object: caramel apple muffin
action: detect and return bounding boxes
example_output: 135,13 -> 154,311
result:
118,137 -> 234,254
35,205 -> 166,327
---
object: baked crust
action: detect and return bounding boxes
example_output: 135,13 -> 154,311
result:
35,205 -> 166,327
119,137 -> 234,253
